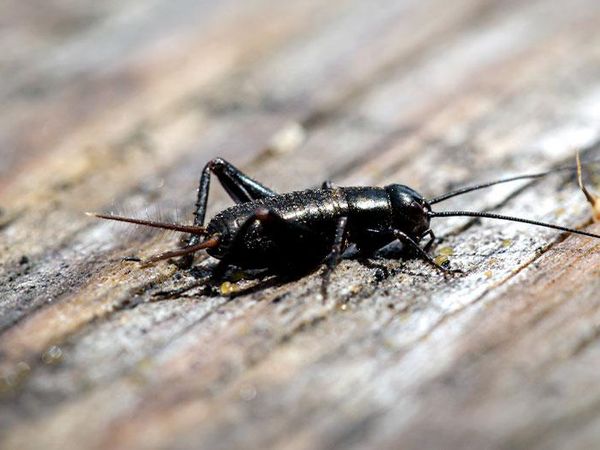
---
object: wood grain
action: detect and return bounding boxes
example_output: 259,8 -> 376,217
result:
2,0 -> 600,449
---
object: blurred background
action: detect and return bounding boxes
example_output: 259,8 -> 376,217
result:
2,1 -> 600,449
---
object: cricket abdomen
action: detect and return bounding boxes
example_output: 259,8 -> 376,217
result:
205,188 -> 350,270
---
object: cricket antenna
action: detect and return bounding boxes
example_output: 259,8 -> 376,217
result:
88,213 -> 207,235
428,159 -> 600,205
429,210 -> 600,240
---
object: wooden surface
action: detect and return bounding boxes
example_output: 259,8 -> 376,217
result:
2,1 -> 600,449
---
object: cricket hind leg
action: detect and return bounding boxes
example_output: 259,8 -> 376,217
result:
181,158 -> 278,268
217,206 -> 352,301
211,207 -> 320,280
193,158 -> 277,226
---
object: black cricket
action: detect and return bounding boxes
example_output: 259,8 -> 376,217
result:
92,157 -> 600,287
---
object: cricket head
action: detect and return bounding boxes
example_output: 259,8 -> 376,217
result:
385,184 -> 431,239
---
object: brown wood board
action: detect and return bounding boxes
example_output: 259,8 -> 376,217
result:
2,0 -> 600,449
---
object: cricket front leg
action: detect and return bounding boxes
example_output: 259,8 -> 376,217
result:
392,229 -> 461,275
422,229 -> 436,252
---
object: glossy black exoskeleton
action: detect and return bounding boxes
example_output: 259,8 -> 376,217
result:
92,157 -> 600,292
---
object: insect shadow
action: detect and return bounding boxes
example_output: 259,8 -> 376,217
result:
149,262 -> 317,301
90,156 -> 600,298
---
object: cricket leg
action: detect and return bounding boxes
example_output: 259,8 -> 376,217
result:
321,216 -> 349,299
392,229 -> 460,275
212,208 -> 317,280
422,229 -> 436,252
182,158 -> 277,268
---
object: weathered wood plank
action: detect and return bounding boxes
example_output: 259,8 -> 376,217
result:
2,0 -> 600,449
